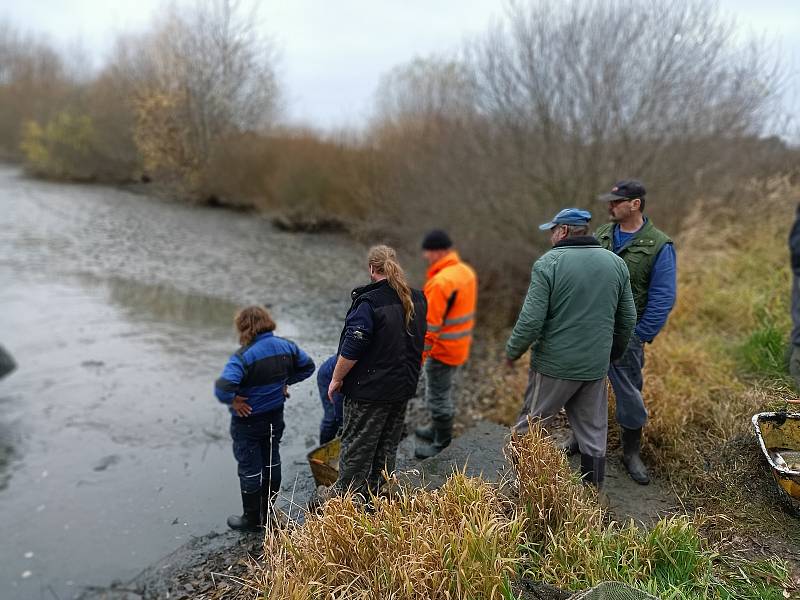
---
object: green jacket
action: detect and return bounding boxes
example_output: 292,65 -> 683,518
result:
595,219 -> 672,321
506,237 -> 636,381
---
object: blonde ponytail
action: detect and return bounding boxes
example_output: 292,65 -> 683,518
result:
367,245 -> 415,328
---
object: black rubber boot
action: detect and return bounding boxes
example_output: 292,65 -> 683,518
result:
557,433 -> 579,456
621,427 -> 650,485
227,490 -> 262,532
579,454 -> 606,489
414,424 -> 434,441
415,418 -> 453,459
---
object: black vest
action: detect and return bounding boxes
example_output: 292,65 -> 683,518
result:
339,279 -> 427,403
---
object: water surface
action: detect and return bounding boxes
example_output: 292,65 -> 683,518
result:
0,166 -> 366,599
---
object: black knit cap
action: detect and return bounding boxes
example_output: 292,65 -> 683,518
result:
421,229 -> 453,250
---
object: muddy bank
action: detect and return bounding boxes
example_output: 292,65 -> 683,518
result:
79,421 -> 681,599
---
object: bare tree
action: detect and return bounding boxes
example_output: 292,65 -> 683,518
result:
116,0 -> 281,187
0,22 -> 73,158
373,56 -> 477,133
367,0 -> 784,319
468,0 -> 781,217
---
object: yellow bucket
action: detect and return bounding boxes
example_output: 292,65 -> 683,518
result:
307,437 -> 340,487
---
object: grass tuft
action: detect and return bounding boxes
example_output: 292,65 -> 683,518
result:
254,472 -> 527,600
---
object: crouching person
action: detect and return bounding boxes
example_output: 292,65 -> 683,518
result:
214,305 -> 315,531
505,209 -> 635,489
326,245 -> 427,500
317,354 -> 344,445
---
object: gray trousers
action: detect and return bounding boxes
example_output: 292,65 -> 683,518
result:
424,358 -> 458,421
335,397 -> 408,497
514,369 -> 608,458
608,336 -> 648,430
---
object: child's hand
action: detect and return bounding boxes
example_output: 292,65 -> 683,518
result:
232,395 -> 252,417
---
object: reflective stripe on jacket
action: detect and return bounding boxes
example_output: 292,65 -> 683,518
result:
423,251 -> 477,366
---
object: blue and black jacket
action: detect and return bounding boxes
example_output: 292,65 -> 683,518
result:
215,332 -> 315,416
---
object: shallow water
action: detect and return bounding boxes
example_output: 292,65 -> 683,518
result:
0,166 -> 367,599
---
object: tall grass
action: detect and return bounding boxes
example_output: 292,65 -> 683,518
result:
643,178 -> 796,483
508,427 -> 788,600
255,472 -> 526,600
237,426 -> 789,599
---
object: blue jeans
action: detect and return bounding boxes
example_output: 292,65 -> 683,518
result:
230,407 -> 284,495
317,376 -> 344,445
319,391 -> 344,445
608,336 -> 647,430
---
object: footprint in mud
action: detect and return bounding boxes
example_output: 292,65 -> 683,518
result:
93,454 -> 121,472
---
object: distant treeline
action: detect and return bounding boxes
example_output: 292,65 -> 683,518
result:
1,0 -> 796,319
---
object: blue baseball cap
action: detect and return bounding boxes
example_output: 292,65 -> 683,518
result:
538,208 -> 592,231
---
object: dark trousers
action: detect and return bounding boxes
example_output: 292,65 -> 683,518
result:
424,358 -> 458,421
335,397 -> 408,497
608,336 -> 647,430
317,380 -> 344,445
230,407 -> 284,495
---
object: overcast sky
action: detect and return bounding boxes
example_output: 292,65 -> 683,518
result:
2,0 -> 798,135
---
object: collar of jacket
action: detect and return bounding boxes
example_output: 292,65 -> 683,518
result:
600,217 -> 652,242
351,278 -> 389,300
427,250 -> 460,279
553,235 -> 600,248
254,332 -> 274,341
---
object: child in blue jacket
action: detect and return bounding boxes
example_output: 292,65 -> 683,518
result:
214,305 -> 315,531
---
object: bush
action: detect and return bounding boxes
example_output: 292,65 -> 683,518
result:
19,111 -> 96,180
199,130 -> 374,226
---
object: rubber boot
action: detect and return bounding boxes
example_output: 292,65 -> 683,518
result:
557,433 -> 579,456
579,454 -> 606,489
621,427 -> 650,485
415,424 -> 434,441
415,418 -> 453,459
227,490 -> 262,532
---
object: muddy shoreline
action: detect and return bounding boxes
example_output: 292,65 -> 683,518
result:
78,419 -> 684,600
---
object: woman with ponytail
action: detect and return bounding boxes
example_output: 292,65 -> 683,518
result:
323,245 -> 427,500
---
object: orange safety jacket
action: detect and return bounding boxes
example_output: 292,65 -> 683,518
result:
423,251 -> 477,366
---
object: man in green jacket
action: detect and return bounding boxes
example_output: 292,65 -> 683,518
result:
505,208 -> 636,488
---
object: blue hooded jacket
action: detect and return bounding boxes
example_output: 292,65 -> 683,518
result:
215,332 -> 315,416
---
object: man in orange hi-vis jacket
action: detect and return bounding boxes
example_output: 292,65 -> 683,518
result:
415,230 -> 477,459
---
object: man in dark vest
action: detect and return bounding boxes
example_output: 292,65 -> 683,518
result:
326,245 -> 427,499
593,180 -> 677,485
